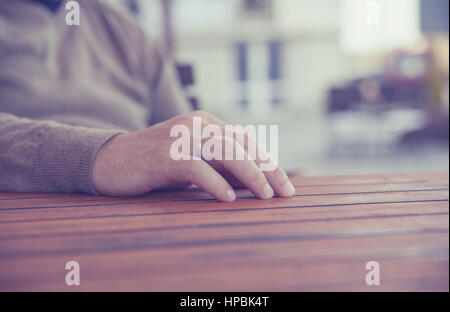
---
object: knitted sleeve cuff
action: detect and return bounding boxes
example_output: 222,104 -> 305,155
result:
28,122 -> 124,195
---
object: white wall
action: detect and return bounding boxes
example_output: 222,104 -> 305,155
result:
340,0 -> 421,54
136,0 -> 420,118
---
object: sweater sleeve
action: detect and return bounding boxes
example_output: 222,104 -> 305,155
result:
0,112 -> 124,195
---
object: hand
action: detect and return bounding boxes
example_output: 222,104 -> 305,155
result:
92,111 -> 295,201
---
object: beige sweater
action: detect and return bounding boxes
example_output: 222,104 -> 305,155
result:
0,0 -> 190,195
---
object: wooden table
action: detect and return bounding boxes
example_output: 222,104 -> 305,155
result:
0,173 -> 448,291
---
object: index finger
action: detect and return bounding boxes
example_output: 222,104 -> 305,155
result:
198,112 -> 295,197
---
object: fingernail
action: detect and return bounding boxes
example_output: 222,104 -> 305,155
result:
283,180 -> 295,196
263,183 -> 274,199
226,189 -> 236,202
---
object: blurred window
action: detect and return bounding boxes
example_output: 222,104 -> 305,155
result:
234,40 -> 283,109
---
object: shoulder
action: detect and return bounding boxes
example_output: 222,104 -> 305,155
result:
78,0 -> 156,45
81,0 -> 140,26
77,0 -> 162,74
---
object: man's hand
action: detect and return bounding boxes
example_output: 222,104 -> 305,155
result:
93,111 -> 295,201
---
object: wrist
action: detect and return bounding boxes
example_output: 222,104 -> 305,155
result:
92,133 -> 126,195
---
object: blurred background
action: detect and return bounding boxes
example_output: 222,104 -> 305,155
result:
112,0 -> 449,176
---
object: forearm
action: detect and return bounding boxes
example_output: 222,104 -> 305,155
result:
0,113 -> 123,194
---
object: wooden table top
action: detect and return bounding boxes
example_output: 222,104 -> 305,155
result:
0,173 -> 448,291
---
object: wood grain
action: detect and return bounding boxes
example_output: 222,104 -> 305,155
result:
0,172 -> 448,291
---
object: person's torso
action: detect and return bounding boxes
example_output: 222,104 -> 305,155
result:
0,0 -> 153,131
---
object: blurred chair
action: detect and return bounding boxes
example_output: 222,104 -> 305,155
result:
176,63 -> 200,110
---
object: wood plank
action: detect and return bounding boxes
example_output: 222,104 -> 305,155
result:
1,213 -> 447,260
0,173 -> 447,291
0,232 -> 447,291
0,201 -> 448,239
0,189 -> 447,224
0,178 -> 447,209
0,172 -> 447,203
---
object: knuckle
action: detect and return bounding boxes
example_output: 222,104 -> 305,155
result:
265,165 -> 286,182
272,166 -> 285,180
194,110 -> 216,121
192,110 -> 207,116
201,119 -> 210,127
173,115 -> 192,125
222,136 -> 234,145
246,165 -> 265,184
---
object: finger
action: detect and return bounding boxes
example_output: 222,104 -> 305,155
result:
218,168 -> 246,189
175,157 -> 236,202
238,131 -> 295,197
198,112 -> 295,197
204,136 -> 274,200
